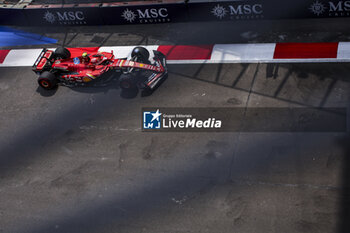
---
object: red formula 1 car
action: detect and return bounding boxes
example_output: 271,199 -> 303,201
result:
32,46 -> 167,91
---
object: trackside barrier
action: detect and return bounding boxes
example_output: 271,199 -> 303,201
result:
0,0 -> 349,26
0,8 -> 27,25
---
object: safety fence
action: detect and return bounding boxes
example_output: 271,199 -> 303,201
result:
0,0 -> 349,26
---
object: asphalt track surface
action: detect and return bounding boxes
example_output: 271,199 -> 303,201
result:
1,19 -> 350,233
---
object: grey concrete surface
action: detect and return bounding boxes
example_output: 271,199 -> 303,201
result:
1,19 -> 350,233
0,61 -> 349,233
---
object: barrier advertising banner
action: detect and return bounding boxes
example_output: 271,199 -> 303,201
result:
188,0 -> 265,21
102,3 -> 188,25
1,0 -> 350,26
0,8 -> 28,26
187,0 -> 350,22
25,7 -> 104,26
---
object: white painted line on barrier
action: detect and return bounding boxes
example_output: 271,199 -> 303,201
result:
210,43 -> 276,62
167,58 -> 348,64
2,43 -> 350,67
336,42 -> 350,60
0,49 -> 42,67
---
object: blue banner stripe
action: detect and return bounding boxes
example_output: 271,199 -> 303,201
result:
0,26 -> 57,47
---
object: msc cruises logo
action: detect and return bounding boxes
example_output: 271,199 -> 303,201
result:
211,3 -> 263,20
43,10 -> 86,24
121,9 -> 137,23
309,1 -> 327,16
309,0 -> 350,16
121,8 -> 170,23
43,11 -> 56,23
211,4 -> 228,19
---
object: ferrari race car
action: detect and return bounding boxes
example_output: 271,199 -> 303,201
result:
32,46 -> 167,91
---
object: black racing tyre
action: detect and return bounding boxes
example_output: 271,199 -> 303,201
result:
54,47 -> 71,59
38,71 -> 58,90
131,47 -> 150,64
119,73 -> 138,90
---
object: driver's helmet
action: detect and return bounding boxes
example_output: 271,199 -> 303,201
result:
81,52 -> 90,63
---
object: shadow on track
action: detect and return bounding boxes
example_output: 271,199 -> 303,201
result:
169,63 -> 350,108
9,133 -> 341,233
0,62 -> 347,233
34,73 -> 165,99
337,93 -> 350,233
36,86 -> 58,97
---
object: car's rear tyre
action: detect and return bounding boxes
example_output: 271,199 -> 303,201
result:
119,73 -> 138,90
131,47 -> 150,64
54,47 -> 71,59
38,71 -> 58,90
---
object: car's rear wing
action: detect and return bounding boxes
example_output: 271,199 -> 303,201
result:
32,49 -> 47,70
153,51 -> 167,69
32,48 -> 53,73
145,51 -> 168,89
